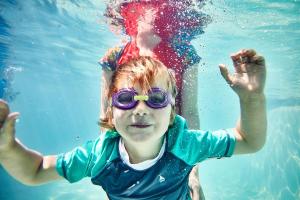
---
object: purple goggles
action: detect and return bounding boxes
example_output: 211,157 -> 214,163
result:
112,87 -> 174,110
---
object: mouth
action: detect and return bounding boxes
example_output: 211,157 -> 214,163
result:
130,124 -> 152,128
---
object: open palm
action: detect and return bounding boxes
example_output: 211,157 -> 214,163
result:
219,49 -> 266,100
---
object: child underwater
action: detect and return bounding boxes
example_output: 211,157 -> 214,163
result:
100,1 -> 210,198
0,49 -> 267,199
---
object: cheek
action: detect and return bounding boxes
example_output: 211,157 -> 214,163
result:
111,108 -> 127,126
155,106 -> 172,124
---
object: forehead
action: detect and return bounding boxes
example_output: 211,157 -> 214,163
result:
115,72 -> 170,92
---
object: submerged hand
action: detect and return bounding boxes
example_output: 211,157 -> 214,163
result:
219,49 -> 266,100
0,99 -> 19,152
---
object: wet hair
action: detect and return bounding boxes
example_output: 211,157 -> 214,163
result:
99,56 -> 177,130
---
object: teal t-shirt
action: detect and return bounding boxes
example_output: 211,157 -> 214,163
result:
56,115 -> 236,199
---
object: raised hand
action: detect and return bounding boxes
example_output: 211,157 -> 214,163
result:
219,49 -> 266,100
0,100 -> 19,152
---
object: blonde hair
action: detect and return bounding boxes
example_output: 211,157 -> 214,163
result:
99,56 -> 177,130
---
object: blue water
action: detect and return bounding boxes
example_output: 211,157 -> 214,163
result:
0,0 -> 300,199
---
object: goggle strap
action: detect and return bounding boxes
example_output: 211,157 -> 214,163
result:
170,97 -> 175,106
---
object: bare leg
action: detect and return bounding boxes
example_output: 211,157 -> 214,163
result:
182,66 -> 200,129
182,66 -> 204,200
189,166 -> 205,200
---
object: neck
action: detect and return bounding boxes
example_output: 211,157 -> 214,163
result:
123,136 -> 164,164
139,48 -> 155,57
133,35 -> 161,56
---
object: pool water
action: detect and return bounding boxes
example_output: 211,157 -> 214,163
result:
0,0 -> 299,199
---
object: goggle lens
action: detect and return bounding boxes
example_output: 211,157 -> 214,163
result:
147,90 -> 168,108
118,92 -> 135,105
112,88 -> 172,110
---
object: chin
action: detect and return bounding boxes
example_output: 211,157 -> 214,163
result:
127,128 -> 154,142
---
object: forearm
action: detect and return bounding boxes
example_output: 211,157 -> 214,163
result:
0,139 -> 44,185
236,94 -> 267,153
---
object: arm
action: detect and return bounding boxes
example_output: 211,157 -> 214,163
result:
0,100 -> 62,185
182,65 -> 200,129
219,49 -> 267,154
234,94 -> 266,154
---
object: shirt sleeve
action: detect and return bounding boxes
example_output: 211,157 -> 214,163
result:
170,35 -> 201,68
168,117 -> 236,166
56,140 -> 96,183
186,129 -> 236,164
204,129 -> 236,158
98,46 -> 123,71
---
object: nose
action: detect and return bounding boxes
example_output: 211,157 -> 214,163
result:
132,101 -> 150,116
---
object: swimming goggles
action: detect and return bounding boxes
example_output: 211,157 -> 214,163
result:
112,88 -> 174,110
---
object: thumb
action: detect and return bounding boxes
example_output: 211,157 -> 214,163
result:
219,64 -> 233,85
0,99 -> 10,128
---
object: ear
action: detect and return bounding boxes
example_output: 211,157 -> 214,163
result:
108,106 -> 115,125
111,114 -> 115,126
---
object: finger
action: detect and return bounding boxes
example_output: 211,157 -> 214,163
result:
231,52 -> 243,73
244,49 -> 256,57
0,100 -> 10,129
240,49 -> 256,64
237,49 -> 261,72
219,64 -> 233,85
1,112 -> 19,133
250,55 -> 265,66
244,55 -> 266,74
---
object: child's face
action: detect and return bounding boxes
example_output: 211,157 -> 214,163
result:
111,73 -> 172,144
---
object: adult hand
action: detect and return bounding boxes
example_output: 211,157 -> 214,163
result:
219,49 -> 266,101
0,99 -> 19,152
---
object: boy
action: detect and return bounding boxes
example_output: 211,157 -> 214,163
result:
102,3 -> 210,197
0,49 -> 267,199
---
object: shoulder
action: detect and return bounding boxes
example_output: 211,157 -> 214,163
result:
166,115 -> 193,153
168,35 -> 201,68
166,115 -> 201,165
92,129 -> 120,157
90,130 -> 120,177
